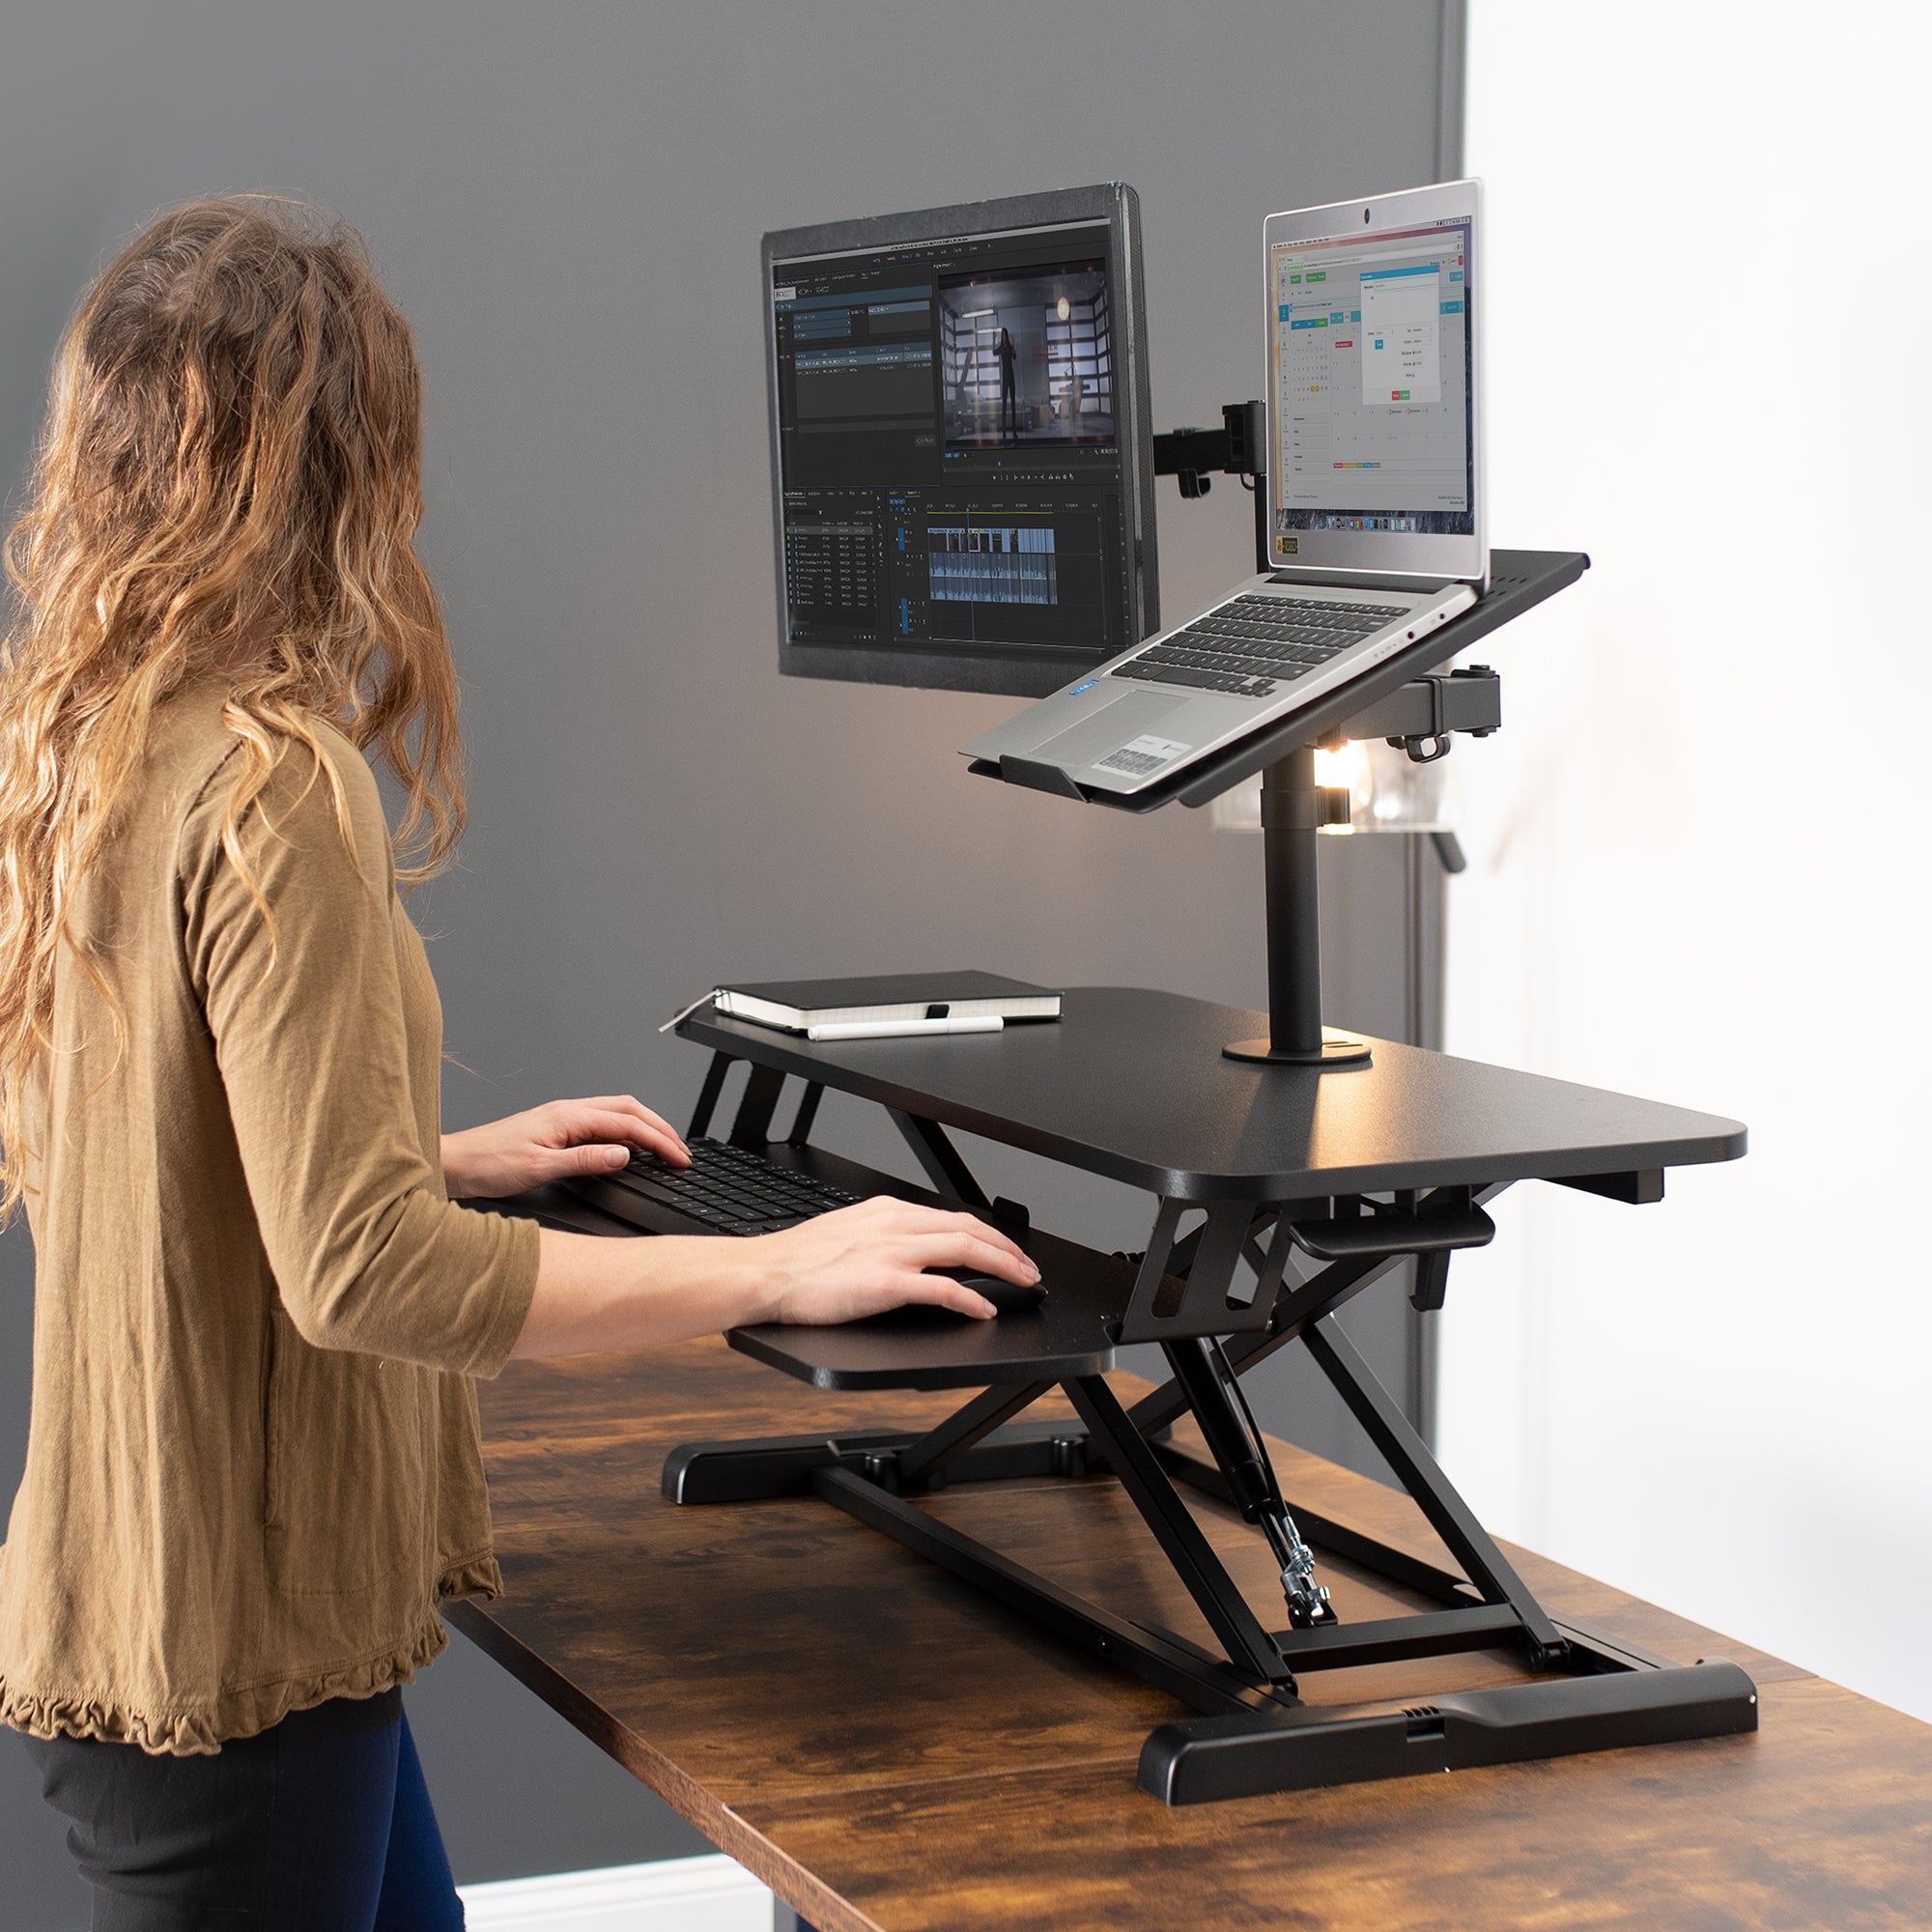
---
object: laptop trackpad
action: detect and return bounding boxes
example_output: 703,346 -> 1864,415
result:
1030,690 -> 1192,770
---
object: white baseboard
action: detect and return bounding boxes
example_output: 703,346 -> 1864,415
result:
458,1853 -> 774,1932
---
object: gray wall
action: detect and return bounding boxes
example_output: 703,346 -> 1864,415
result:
0,3 -> 1453,1915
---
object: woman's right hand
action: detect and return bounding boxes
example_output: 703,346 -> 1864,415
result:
750,1196 -> 1038,1325
518,1194 -> 1040,1358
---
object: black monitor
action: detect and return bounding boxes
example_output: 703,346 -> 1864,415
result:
763,184 -> 1159,698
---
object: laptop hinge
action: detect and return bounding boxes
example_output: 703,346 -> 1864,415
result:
1264,566 -> 1464,595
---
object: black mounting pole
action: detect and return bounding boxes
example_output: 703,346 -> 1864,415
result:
1222,747 -> 1370,1067
1152,397 -> 1369,1069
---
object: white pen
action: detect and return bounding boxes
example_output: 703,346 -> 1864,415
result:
658,989 -> 720,1034
807,1015 -> 1005,1042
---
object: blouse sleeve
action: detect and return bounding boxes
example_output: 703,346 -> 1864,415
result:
179,729 -> 538,1377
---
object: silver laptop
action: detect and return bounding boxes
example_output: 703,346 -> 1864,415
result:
963,180 -> 1485,797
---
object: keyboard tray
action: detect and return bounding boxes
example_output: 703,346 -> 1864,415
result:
567,1141 -> 1136,1392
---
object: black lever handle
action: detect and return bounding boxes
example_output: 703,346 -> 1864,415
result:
1289,1194 -> 1494,1314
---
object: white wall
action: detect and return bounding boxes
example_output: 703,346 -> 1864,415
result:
1440,3 -> 1932,1719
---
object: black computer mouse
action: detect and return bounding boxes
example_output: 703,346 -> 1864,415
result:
928,1266 -> 1048,1315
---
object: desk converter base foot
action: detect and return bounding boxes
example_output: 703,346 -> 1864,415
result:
664,1419 -> 1100,1504
1137,1658 -> 1760,1804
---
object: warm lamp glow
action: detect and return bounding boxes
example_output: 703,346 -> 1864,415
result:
1312,740 -> 1370,834
1210,740 -> 1463,836
1057,296 -> 1071,321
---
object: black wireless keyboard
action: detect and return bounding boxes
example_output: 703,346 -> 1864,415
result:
1111,592 -> 1406,698
594,1136 -> 867,1236
571,1136 -> 1052,1313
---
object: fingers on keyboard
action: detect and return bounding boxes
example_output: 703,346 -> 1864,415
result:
615,1137 -> 863,1235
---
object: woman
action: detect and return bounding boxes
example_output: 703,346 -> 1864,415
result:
0,197 -> 1034,1929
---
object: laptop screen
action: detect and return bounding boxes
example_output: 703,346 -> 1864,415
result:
1266,216 -> 1475,544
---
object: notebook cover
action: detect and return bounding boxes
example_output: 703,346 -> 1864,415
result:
718,971 -> 1058,1018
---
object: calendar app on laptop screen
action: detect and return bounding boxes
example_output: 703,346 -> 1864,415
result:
1267,216 -> 1474,540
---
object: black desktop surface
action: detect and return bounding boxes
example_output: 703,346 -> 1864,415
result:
679,985 -> 1746,1203
499,987 -> 1746,1390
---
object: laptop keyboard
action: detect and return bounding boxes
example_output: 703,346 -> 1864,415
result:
1111,593 -> 1406,698
598,1136 -> 867,1236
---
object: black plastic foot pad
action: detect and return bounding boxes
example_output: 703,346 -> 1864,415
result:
1137,1660 -> 1759,1804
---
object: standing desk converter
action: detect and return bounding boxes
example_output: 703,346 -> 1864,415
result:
620,985 -> 1755,1803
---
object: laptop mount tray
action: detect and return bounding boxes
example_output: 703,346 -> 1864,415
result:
968,471 -> 1589,1064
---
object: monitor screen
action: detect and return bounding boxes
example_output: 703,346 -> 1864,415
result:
1266,214 -> 1475,540
765,185 -> 1157,697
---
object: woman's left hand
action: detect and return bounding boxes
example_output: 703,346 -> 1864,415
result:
440,1095 -> 690,1200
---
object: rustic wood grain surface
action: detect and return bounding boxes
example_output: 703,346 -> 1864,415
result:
448,1339 -> 1932,1931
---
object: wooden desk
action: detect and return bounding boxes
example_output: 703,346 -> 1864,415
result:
448,1338 -> 1932,1931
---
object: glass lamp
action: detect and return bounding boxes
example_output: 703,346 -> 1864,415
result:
1210,739 -> 1464,860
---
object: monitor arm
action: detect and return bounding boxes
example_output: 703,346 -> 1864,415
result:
1152,400 -> 1270,572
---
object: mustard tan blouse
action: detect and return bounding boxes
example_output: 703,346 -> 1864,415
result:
0,681 -> 539,1753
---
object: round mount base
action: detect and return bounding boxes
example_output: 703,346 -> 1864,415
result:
1223,1030 -> 1373,1069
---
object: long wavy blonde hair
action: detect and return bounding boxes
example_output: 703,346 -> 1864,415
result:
0,195 -> 466,1216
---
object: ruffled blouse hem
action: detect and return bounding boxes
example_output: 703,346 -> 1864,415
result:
1,1557 -> 503,1756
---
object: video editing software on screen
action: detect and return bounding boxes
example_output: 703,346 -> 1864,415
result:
773,221 -> 1132,664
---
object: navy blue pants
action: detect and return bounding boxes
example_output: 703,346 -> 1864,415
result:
26,1689 -> 463,1930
